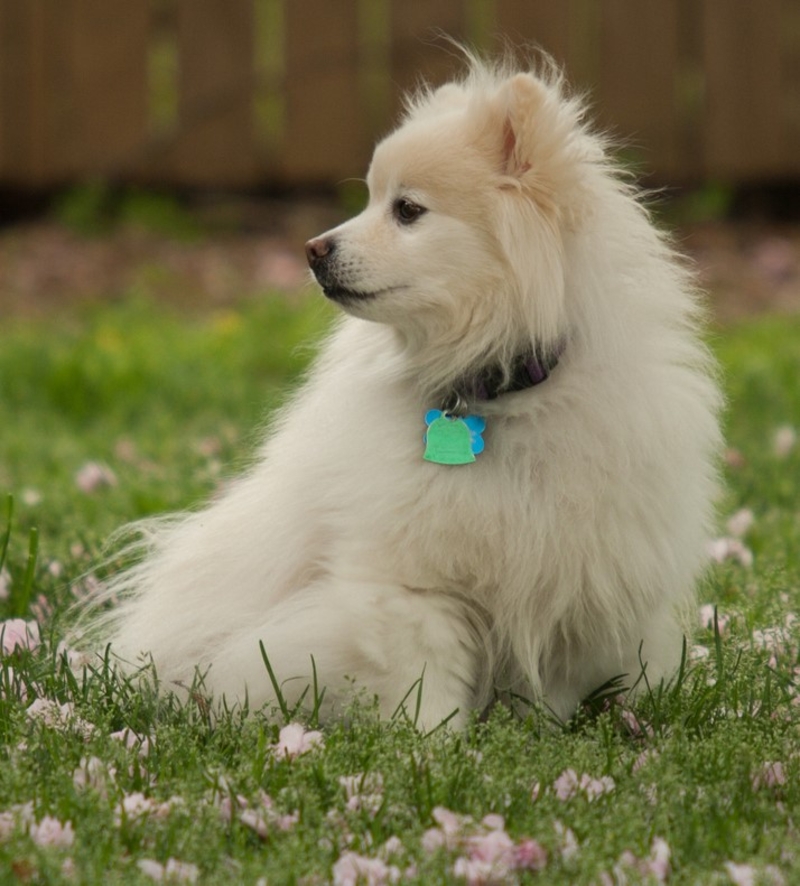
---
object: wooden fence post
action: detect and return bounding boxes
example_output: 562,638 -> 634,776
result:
389,0 -> 468,118
597,0 -> 682,179
702,0 -> 785,181
282,0 -> 365,185
70,0 -> 150,178
169,0 -> 255,186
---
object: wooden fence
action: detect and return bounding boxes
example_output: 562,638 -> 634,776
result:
1,0 -> 800,189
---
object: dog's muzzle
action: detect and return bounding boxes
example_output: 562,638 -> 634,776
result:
305,235 -> 344,297
305,235 -> 369,304
305,235 -> 383,306
305,236 -> 335,276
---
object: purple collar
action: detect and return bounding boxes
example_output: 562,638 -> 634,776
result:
450,340 -> 565,406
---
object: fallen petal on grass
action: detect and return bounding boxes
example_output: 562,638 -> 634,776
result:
73,756 -> 116,795
552,769 -> 615,802
726,508 -> 754,538
698,603 -> 732,633
74,461 -> 118,493
272,722 -> 324,759
1,618 -> 40,654
332,850 -> 399,886
554,821 -> 580,861
773,425 -> 797,458
26,698 -> 95,737
29,816 -> 75,848
0,568 -> 10,601
516,838 -> 548,871
751,761 -> 787,790
137,858 -> 199,883
707,537 -> 753,567
110,728 -> 153,757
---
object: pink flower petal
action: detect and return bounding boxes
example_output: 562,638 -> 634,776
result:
773,426 -> 796,458
273,722 -> 324,759
553,768 -> 579,801
332,851 -> 397,886
240,809 -> 268,839
467,829 -> 514,864
137,860 -> 165,882
726,508 -> 754,538
29,816 -> 74,848
75,461 -> 117,494
554,821 -> 579,861
752,761 -> 787,790
432,806 -> 467,835
725,862 -> 757,886
707,537 -> 753,567
164,860 -> 199,883
453,855 -> 496,885
0,811 -> 17,840
1,618 -> 40,654
647,837 -> 671,882
421,828 -> 446,853
25,698 -> 95,737
513,838 -> 548,871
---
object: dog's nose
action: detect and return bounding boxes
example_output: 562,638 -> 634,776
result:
305,236 -> 335,269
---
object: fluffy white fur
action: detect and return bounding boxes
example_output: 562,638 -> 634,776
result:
84,55 -> 721,729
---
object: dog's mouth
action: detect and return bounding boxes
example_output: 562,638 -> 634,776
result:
322,285 -> 379,304
321,284 -> 404,304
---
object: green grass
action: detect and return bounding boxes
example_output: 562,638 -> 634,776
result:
53,185 -> 204,240
1,295 -> 800,884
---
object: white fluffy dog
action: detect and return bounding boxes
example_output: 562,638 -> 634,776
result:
88,54 -> 721,729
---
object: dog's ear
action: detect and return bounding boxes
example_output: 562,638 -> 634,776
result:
490,74 -> 571,344
500,74 -> 544,180
492,72 -> 584,222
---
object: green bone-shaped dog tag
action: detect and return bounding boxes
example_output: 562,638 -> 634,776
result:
423,415 -> 476,465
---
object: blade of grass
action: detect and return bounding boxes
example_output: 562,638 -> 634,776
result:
713,605 -> 725,683
259,640 -> 290,721
13,525 -> 39,618
309,654 -> 327,728
0,493 -> 12,573
390,669 -> 425,724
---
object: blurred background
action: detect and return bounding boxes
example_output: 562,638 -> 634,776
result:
1,0 -> 800,320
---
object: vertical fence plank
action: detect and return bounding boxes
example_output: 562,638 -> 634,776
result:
0,1 -> 74,183
389,0 -> 468,117
253,0 -> 285,161
597,0 -> 681,179
495,1 -> 602,93
69,0 -> 149,177
0,0 -> 7,174
171,0 -> 255,186
671,0 -> 706,184
282,0 -> 364,184
148,2 -> 180,141
702,0 -> 785,180
360,0 -> 393,141
0,0 -> 28,178
495,0 -> 571,69
39,1 -> 76,181
784,0 -> 800,176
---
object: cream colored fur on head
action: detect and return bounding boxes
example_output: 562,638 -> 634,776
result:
82,53 -> 722,729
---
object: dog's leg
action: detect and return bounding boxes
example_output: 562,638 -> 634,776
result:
205,580 -> 485,730
540,609 -> 686,722
616,610 -> 686,703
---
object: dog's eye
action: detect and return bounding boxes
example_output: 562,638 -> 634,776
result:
393,198 -> 427,226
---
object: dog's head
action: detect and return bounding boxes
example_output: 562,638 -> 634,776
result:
306,58 -> 598,383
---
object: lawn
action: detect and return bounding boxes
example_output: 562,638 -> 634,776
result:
1,291 -> 799,885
